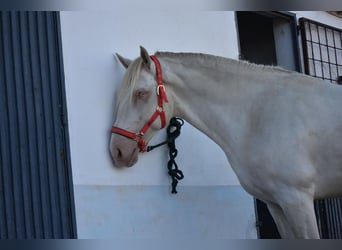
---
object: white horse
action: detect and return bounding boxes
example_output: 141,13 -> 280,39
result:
110,46 -> 342,239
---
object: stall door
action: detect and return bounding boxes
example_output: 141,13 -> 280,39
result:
0,11 -> 77,238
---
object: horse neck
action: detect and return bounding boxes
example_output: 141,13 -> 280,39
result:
159,54 -> 260,163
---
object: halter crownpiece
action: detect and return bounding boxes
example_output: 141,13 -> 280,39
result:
111,55 -> 168,152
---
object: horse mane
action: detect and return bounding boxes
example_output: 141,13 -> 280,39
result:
155,51 -> 294,75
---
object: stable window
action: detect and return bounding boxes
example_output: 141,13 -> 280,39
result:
237,11 -> 301,72
299,18 -> 342,84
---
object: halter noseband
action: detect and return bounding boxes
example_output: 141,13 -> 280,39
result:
111,55 -> 169,152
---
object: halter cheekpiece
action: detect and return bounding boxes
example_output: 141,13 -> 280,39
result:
111,55 -> 168,152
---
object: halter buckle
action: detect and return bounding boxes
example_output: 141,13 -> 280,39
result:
156,85 -> 165,96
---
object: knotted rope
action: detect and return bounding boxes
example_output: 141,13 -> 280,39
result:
147,117 -> 185,194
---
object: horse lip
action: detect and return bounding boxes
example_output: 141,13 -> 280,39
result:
127,147 -> 139,167
115,147 -> 138,168
113,158 -> 136,168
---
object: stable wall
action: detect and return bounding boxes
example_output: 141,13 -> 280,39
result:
60,11 -> 257,239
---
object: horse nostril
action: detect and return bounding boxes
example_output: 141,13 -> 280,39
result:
111,139 -> 139,167
117,148 -> 122,159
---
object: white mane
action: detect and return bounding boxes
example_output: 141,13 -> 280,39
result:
155,51 -> 295,75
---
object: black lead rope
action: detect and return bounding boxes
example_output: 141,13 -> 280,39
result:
147,117 -> 185,194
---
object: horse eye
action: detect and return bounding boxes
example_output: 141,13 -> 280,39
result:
134,89 -> 150,102
137,91 -> 146,97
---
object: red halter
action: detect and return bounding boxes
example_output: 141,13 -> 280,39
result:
111,55 -> 169,152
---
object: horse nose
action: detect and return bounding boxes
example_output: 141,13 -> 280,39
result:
114,146 -> 123,161
110,139 -> 138,167
111,144 -> 125,167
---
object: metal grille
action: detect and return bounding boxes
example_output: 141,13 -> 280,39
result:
315,199 -> 342,238
299,17 -> 342,239
299,17 -> 342,84
0,11 -> 77,238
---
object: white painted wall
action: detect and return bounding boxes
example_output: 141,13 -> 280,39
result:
60,11 -> 257,239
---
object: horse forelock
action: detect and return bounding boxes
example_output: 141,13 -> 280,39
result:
116,57 -> 143,106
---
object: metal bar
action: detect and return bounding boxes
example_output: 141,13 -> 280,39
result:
331,29 -> 340,82
315,23 -> 325,80
0,11 -> 10,239
323,27 -> 333,82
27,11 -> 45,238
18,11 -> 37,239
2,11 -> 18,239
10,10 -> 29,239
308,22 -> 317,76
299,18 -> 311,75
339,31 -> 342,77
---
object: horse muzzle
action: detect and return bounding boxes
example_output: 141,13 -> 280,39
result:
110,135 -> 140,167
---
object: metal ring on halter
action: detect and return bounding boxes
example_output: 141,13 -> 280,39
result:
135,132 -> 144,139
156,106 -> 163,112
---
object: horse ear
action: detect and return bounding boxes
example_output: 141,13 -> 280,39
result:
115,53 -> 132,69
140,46 -> 151,69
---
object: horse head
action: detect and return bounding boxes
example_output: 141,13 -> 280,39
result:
110,46 -> 173,167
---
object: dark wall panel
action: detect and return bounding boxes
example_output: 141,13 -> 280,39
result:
0,11 -> 77,239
